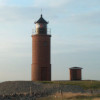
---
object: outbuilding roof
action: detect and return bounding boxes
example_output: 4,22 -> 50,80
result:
69,67 -> 83,69
35,14 -> 48,24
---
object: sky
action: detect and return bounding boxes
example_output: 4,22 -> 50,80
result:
0,0 -> 100,81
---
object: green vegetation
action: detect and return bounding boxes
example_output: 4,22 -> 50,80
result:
39,80 -> 100,89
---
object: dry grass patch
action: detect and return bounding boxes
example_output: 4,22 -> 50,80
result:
37,93 -> 100,100
93,98 -> 100,100
54,92 -> 91,99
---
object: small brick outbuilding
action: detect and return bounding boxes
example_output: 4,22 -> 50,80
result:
69,67 -> 83,81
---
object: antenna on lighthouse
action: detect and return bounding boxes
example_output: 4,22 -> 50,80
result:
41,8 -> 42,14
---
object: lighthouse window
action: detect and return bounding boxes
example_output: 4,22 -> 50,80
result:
40,24 -> 44,28
40,29 -> 44,32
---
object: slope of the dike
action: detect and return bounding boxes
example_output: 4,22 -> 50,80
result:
0,81 -> 84,95
0,81 -> 100,100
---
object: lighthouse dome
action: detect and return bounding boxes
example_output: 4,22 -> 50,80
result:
35,14 -> 48,24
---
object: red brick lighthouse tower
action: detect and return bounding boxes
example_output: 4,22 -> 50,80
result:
31,14 -> 51,81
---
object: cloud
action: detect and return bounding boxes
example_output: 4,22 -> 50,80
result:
1,1 -> 99,25
52,34 -> 100,54
0,40 -> 31,57
33,0 -> 71,8
61,11 -> 100,26
0,0 -> 71,8
0,0 -> 33,7
0,6 -> 34,22
0,0 -> 7,6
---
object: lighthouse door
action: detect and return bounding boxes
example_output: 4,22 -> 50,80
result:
41,67 -> 47,81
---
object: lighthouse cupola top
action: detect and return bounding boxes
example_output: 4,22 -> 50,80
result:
35,14 -> 48,24
35,14 -> 49,35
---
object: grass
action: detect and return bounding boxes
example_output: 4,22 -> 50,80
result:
37,93 -> 100,100
39,80 -> 100,90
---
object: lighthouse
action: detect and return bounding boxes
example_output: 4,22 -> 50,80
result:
31,14 -> 51,81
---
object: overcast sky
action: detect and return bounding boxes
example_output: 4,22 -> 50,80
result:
0,0 -> 100,81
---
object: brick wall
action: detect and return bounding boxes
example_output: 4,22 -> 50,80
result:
31,34 -> 51,81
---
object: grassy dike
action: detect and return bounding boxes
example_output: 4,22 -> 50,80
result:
36,80 -> 100,100
40,80 -> 100,90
